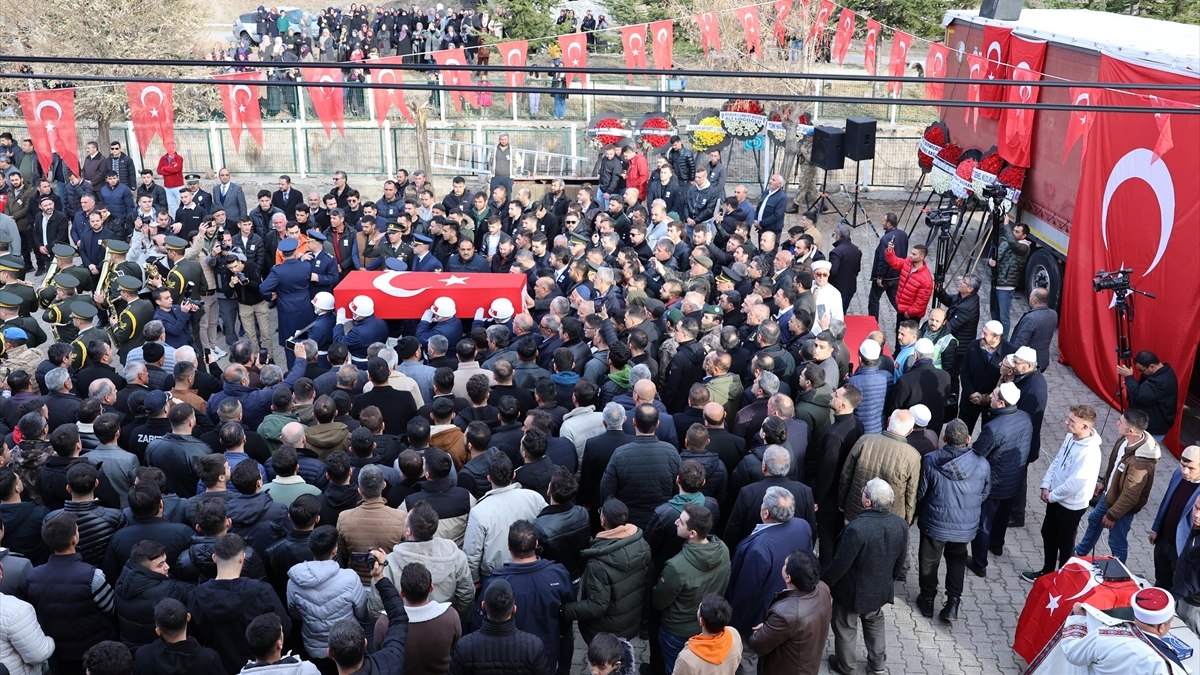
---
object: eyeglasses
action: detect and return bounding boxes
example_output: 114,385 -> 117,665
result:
813,271 -> 829,277
565,219 -> 579,224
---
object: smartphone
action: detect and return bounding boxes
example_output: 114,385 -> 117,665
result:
349,551 -> 374,565
258,348 -> 270,364
817,305 -> 828,323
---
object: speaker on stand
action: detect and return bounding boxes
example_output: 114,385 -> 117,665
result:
807,126 -> 847,220
843,117 -> 877,233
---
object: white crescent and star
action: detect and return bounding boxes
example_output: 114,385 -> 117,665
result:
628,31 -> 643,58
567,41 -> 583,67
140,85 -> 165,118
377,69 -> 398,85
656,27 -> 669,47
742,11 -> 757,35
232,84 -> 253,115
1102,147 -> 1175,277
506,47 -> 523,67
373,272 -> 431,298
1073,92 -> 1091,124
317,74 -> 337,99
986,41 -> 1002,79
866,28 -> 878,58
35,100 -> 63,135
933,52 -> 945,76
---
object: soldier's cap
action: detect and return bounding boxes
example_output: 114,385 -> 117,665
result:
185,173 -> 202,183
116,275 -> 142,292
384,257 -> 408,271
53,274 -> 79,290
0,292 -> 22,309
1,327 -> 27,341
164,236 -> 189,252
702,304 -> 724,317
413,233 -> 433,245
0,231 -> 11,244
586,260 -> 601,272
717,266 -> 743,283
306,228 -> 327,242
0,255 -> 22,274
104,240 -> 131,254
568,233 -> 589,247
691,255 -> 714,270
277,238 -> 299,255
386,222 -> 404,233
70,301 -> 98,321
52,244 -> 77,259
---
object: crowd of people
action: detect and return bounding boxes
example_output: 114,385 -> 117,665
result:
0,128 -> 1191,675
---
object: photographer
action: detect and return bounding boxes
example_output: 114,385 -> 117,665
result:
151,286 -> 199,350
209,229 -> 242,356
225,252 -> 272,356
128,212 -> 164,265
190,219 -> 224,358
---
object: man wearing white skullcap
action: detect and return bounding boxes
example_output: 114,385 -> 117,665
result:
966,380 -> 1033,578
1008,344 -> 1049,529
810,259 -> 844,324
1061,586 -> 1188,673
848,339 -> 891,435
891,338 -> 952,434
905,404 -> 939,456
1149,445 -> 1200,587
958,321 -> 1016,433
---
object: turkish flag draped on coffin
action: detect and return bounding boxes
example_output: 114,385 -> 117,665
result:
430,48 -> 476,112
559,33 -> 589,87
997,36 -> 1047,167
1059,54 -> 1200,455
304,67 -> 346,137
216,71 -> 264,151
863,20 -> 881,77
887,31 -> 913,96
695,12 -> 721,55
832,9 -> 855,65
979,24 -> 1012,119
126,82 -> 176,151
735,6 -> 762,58
650,20 -> 674,71
366,56 -> 414,126
333,271 -> 527,320
17,88 -> 80,176
496,40 -> 528,104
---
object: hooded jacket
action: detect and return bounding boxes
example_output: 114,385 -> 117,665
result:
1041,430 -> 1105,511
175,534 -> 269,583
794,384 -> 834,439
226,492 -> 289,557
384,537 -> 475,616
113,560 -> 194,648
319,482 -> 361,527
917,444 -> 992,543
563,524 -> 653,642
1100,433 -> 1161,520
287,559 -> 368,658
189,577 -> 291,674
675,628 -> 743,675
305,422 -> 350,460
131,636 -> 224,674
652,538 -> 732,637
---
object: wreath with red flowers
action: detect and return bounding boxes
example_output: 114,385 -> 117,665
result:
918,121 -> 950,173
587,116 -> 630,150
637,114 -> 676,152
719,99 -> 767,139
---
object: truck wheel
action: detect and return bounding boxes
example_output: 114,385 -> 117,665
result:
1025,248 -> 1062,310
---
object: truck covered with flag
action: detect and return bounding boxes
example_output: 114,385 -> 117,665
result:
937,9 -> 1199,454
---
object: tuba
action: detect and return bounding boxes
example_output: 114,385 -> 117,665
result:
97,246 -> 115,301
37,256 -> 60,295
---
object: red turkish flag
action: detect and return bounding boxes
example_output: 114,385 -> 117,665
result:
924,43 -> 949,105
695,12 -> 721,55
1148,95 -> 1181,160
980,25 -> 1012,119
431,48 -> 476,112
735,6 -> 762,59
303,67 -> 345,138
965,53 -> 987,130
365,56 -> 414,126
1061,87 -> 1097,162
17,88 -> 80,176
333,270 -> 527,320
863,19 -> 881,77
559,33 -> 589,87
216,72 -> 264,152
831,9 -> 855,65
887,31 -> 913,96
496,40 -> 528,104
1014,558 -> 1140,663
650,20 -> 674,71
808,0 -> 834,44
997,36 -> 1046,167
125,82 -> 176,151
620,26 -> 647,82
773,0 -> 793,48
1060,55 -> 1200,455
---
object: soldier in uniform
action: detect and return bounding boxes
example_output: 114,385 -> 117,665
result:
90,240 -> 143,316
0,327 -> 44,380
302,229 -> 339,297
0,291 -> 47,349
68,302 -> 112,370
41,275 -> 85,344
0,255 -> 38,316
260,237 -> 315,368
52,244 -> 94,293
0,231 -> 14,256
410,233 -> 443,272
380,218 -> 414,269
110,275 -> 155,363
163,235 -> 207,304
185,174 -> 213,214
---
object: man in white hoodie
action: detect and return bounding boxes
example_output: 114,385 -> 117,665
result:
1022,405 -> 1103,583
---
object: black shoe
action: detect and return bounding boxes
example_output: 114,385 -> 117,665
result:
827,655 -> 852,675
989,545 -> 1003,557
917,594 -> 935,618
966,560 -> 987,578
940,597 -> 961,622
1021,569 -> 1048,583
34,266 -> 46,276
1009,517 -> 1025,527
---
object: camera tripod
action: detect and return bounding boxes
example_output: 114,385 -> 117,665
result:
1110,281 -> 1157,410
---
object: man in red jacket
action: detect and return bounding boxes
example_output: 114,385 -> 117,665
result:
885,241 -> 934,346
622,146 -> 649,203
156,144 -> 184,218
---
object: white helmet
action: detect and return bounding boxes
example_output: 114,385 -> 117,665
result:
349,295 -> 375,318
432,296 -> 457,318
312,292 -> 336,312
488,298 -> 515,321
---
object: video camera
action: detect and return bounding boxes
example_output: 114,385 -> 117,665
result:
981,183 -> 1007,201
925,209 -> 954,228
1093,268 -> 1132,294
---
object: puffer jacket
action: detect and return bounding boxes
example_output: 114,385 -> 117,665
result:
449,617 -> 548,675
847,366 -> 890,435
399,477 -> 476,547
917,444 -> 991,543
384,537 -> 475,616
995,227 -> 1031,287
597,154 -> 625,195
563,524 -> 653,643
1101,434 -> 1160,520
599,437 -> 682,530
972,405 -> 1033,500
225,492 -> 289,558
652,538 -> 731,637
337,497 -> 408,584
839,431 -> 922,524
113,560 -> 194,648
667,146 -> 695,183
0,590 -> 55,675
48,499 -> 126,568
885,246 -> 933,318
287,560 -> 368,658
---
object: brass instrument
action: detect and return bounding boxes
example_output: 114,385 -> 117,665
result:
97,248 -> 115,300
144,256 -> 164,288
37,257 -> 60,296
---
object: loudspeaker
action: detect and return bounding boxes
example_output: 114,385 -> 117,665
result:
980,0 -> 1023,21
844,117 -> 877,161
810,126 -> 845,171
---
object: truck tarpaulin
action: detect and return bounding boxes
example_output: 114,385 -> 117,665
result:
1059,54 -> 1200,455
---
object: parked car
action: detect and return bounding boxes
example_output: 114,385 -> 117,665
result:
234,7 -> 317,45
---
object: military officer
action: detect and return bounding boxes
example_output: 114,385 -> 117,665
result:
185,174 -> 213,214
0,231 -> 14,257
164,235 -> 207,304
334,294 -> 389,365
0,327 -> 43,380
410,233 -> 443,272
41,275 -> 86,344
260,237 -> 315,368
380,218 -> 414,269
0,291 -> 46,348
110,275 -> 155,363
69,301 -> 112,369
0,256 -> 38,316
39,244 -> 94,309
303,229 -> 339,297
92,240 -> 143,313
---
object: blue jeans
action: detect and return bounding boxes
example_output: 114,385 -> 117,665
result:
659,627 -> 690,674
553,96 -> 566,119
992,287 -> 1015,337
1075,491 -> 1134,562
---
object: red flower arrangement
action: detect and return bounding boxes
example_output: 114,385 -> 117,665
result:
979,153 -> 1004,175
998,166 -> 1026,190
929,142 -> 962,195
595,118 -> 624,146
972,151 -> 1005,199
918,122 -> 949,173
952,158 -> 977,199
588,116 -> 629,150
638,115 -> 674,151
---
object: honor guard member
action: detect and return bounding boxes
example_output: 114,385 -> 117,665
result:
381,219 -> 413,270
185,174 -> 213,214
38,244 -> 94,310
334,295 -> 388,365
164,236 -> 207,304
68,302 -> 112,369
260,237 -> 315,368
410,233 -> 443,272
41,275 -> 83,343
0,292 -> 47,348
303,229 -> 339,297
0,327 -> 43,379
305,292 -> 337,353
110,275 -> 156,363
0,255 -> 38,316
0,231 -> 13,256
93,240 -> 143,310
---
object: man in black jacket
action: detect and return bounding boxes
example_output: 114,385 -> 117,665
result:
829,224 -> 863,313
103,483 -> 194,582
450,578 -> 549,675
724,445 -> 815,549
112,539 -> 194,649
1119,350 -> 1179,442
813,385 -> 866,567
663,318 -> 705,414
868,212 -> 908,324
600,405 -> 682,530
131,597 -> 224,674
224,459 -> 288,559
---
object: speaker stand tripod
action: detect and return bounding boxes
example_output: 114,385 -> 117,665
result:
806,171 -> 847,221
843,160 -> 875,234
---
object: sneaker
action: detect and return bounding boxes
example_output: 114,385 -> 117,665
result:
1021,570 -> 1048,583
209,346 -> 227,359
966,560 -> 987,579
